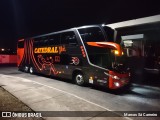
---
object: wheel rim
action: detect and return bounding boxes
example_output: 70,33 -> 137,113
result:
76,74 -> 84,85
30,67 -> 33,74
24,66 -> 29,72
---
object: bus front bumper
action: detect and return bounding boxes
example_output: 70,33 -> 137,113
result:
108,71 -> 130,89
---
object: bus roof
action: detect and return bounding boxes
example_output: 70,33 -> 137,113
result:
31,25 -> 102,39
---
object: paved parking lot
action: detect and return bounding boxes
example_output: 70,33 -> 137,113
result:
0,67 -> 160,120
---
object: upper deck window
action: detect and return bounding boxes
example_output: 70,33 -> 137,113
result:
78,27 -> 105,42
61,31 -> 78,45
48,34 -> 60,45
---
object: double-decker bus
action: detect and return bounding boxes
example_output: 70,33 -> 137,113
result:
17,25 -> 130,89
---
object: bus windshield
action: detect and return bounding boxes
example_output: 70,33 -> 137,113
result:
102,26 -> 114,42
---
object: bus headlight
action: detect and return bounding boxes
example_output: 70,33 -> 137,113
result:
114,82 -> 120,87
114,50 -> 119,55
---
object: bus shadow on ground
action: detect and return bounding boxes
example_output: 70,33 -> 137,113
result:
127,85 -> 160,99
87,83 -> 160,99
89,85 -> 132,95
31,73 -> 160,99
36,73 -> 75,84
32,73 -> 129,94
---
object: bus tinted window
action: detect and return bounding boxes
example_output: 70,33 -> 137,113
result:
103,26 -> 114,42
33,37 -> 41,47
34,36 -> 49,47
48,34 -> 60,45
42,36 -> 49,46
18,41 -> 24,48
78,27 -> 105,42
61,31 -> 78,45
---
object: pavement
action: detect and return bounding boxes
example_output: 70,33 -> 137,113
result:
0,67 -> 160,120
0,87 -> 44,120
0,74 -> 130,120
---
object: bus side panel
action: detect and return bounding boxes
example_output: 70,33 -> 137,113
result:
28,39 -> 42,73
18,39 -> 31,70
17,39 -> 25,69
17,38 -> 41,73
17,48 -> 24,67
31,45 -> 84,79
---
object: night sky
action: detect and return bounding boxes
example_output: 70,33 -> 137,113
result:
0,0 -> 160,51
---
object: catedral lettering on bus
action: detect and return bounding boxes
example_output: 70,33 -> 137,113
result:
34,46 -> 66,54
17,25 -> 130,89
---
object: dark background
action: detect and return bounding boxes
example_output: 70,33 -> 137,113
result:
0,0 -> 160,52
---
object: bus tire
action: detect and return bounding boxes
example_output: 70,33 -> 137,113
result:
74,72 -> 85,86
29,67 -> 34,74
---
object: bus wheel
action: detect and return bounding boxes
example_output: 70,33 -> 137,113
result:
74,73 -> 85,86
29,67 -> 34,74
24,66 -> 29,72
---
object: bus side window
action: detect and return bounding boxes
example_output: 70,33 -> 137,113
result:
34,36 -> 48,47
69,35 -> 78,46
48,34 -> 60,46
33,38 -> 41,47
42,36 -> 49,46
61,31 -> 78,45
102,26 -> 114,42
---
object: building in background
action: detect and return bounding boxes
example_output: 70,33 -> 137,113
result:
0,48 -> 17,65
107,15 -> 160,86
